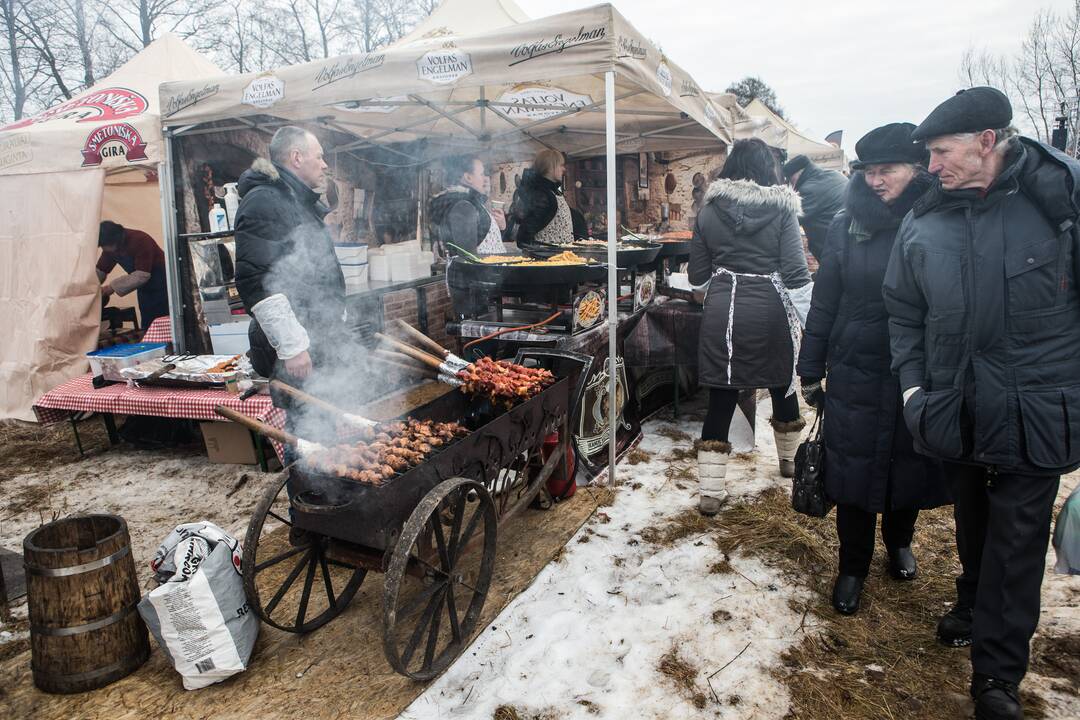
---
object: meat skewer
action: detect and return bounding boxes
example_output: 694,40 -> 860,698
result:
213,405 -> 327,456
268,380 -> 379,433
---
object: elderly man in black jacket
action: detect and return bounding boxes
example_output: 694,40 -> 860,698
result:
234,126 -> 346,423
783,155 -> 848,261
883,87 -> 1080,720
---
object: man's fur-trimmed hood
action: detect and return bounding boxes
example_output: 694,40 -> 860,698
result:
703,178 -> 802,233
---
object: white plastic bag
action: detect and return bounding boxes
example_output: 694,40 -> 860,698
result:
137,521 -> 259,689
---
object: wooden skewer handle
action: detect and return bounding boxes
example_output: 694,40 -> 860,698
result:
214,405 -> 300,446
269,380 -> 349,419
393,319 -> 449,358
372,350 -> 433,374
373,332 -> 444,369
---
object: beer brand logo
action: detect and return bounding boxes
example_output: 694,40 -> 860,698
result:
163,84 -> 219,118
509,25 -> 607,67
704,101 -> 720,127
656,62 -> 672,97
494,86 -> 593,120
313,54 -> 385,90
0,132 -> 31,170
2,87 -> 148,131
243,73 -> 285,109
616,35 -> 647,60
81,122 -> 148,166
335,95 -> 408,114
679,79 -> 700,99
417,49 -> 473,85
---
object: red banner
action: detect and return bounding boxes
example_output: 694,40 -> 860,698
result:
3,87 -> 148,132
81,123 -> 148,166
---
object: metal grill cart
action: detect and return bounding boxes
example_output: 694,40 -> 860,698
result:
221,350 -> 588,680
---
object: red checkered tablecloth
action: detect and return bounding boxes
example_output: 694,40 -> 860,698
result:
32,374 -> 287,461
141,316 -> 174,345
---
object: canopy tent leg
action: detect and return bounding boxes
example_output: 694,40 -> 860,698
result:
605,70 -> 618,484
160,130 -> 185,352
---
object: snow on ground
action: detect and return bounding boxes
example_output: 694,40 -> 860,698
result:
402,403 -> 811,720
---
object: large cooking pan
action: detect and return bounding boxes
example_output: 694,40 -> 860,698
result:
447,255 -> 608,291
522,240 -> 662,268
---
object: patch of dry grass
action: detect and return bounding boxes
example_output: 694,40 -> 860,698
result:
713,486 -> 1052,720
0,419 -> 107,479
640,507 -> 715,546
655,425 -> 692,443
657,646 -> 708,709
626,448 -> 652,465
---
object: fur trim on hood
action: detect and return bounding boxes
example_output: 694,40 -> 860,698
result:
250,157 -> 279,181
704,178 -> 802,216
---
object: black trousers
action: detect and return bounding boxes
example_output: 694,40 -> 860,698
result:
701,387 -> 799,442
835,504 -> 919,578
946,463 -> 1060,684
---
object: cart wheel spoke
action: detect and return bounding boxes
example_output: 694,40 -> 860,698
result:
422,590 -> 447,672
430,512 -> 452,572
264,548 -> 312,616
254,544 -> 307,573
396,577 -> 444,619
446,492 -> 466,561
317,546 -> 336,607
295,551 -> 318,627
453,504 -> 485,564
267,510 -> 293,527
401,584 -> 447,669
445,583 -> 462,642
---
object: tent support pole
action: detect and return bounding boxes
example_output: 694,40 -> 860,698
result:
605,70 -> 618,484
160,130 -> 185,352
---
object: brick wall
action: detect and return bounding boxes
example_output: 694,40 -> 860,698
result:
379,281 -> 452,347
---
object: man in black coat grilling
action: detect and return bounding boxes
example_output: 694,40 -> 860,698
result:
234,126 -> 347,430
883,87 -> 1080,720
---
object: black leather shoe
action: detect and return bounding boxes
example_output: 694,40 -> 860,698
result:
887,546 -> 917,580
937,603 -> 973,647
831,575 -> 864,615
971,675 -> 1024,720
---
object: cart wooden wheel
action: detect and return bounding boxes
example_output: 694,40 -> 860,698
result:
242,471 -> 366,633
383,477 -> 497,680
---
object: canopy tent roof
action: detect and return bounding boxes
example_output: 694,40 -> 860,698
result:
0,34 -> 223,177
738,97 -> 847,170
159,4 -> 733,161
390,0 -> 531,48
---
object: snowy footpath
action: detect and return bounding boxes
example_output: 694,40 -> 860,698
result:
402,406 -> 810,720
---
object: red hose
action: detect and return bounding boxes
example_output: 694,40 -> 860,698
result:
463,310 -> 562,351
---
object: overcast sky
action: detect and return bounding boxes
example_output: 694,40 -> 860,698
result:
515,0 -> 1074,152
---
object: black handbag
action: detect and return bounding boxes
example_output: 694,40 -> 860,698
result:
792,408 -> 833,517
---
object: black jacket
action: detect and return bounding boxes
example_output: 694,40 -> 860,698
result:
509,168 -> 575,245
794,162 -> 848,260
429,185 -> 493,256
234,158 -> 346,377
798,171 -> 949,511
883,138 -> 1080,476
689,178 -> 811,389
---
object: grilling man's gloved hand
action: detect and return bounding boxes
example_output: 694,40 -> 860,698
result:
801,377 -> 825,410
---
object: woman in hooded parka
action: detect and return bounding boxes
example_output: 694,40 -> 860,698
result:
689,138 -> 813,516
797,123 -> 950,615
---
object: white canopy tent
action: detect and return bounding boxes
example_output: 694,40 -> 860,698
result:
0,34 -> 222,420
740,97 -> 847,171
159,2 -> 734,476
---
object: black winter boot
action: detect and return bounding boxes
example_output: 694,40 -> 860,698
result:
831,575 -> 864,615
971,675 -> 1023,720
886,546 -> 917,580
937,603 -> 973,647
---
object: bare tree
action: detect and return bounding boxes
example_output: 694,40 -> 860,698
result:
0,0 -> 47,121
105,0 -> 214,50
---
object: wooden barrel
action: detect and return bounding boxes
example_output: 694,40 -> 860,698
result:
24,514 -> 150,694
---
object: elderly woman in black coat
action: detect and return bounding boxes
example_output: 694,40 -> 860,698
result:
797,123 -> 950,615
689,138 -> 812,516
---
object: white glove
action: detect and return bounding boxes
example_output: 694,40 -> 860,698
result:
902,386 -> 922,405
251,293 -> 311,361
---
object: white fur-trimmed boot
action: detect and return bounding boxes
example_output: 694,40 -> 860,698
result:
696,439 -> 731,516
770,418 -> 806,478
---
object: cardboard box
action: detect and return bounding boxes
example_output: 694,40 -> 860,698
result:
200,421 -> 259,465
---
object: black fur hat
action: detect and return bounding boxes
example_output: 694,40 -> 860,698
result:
851,123 -> 927,169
